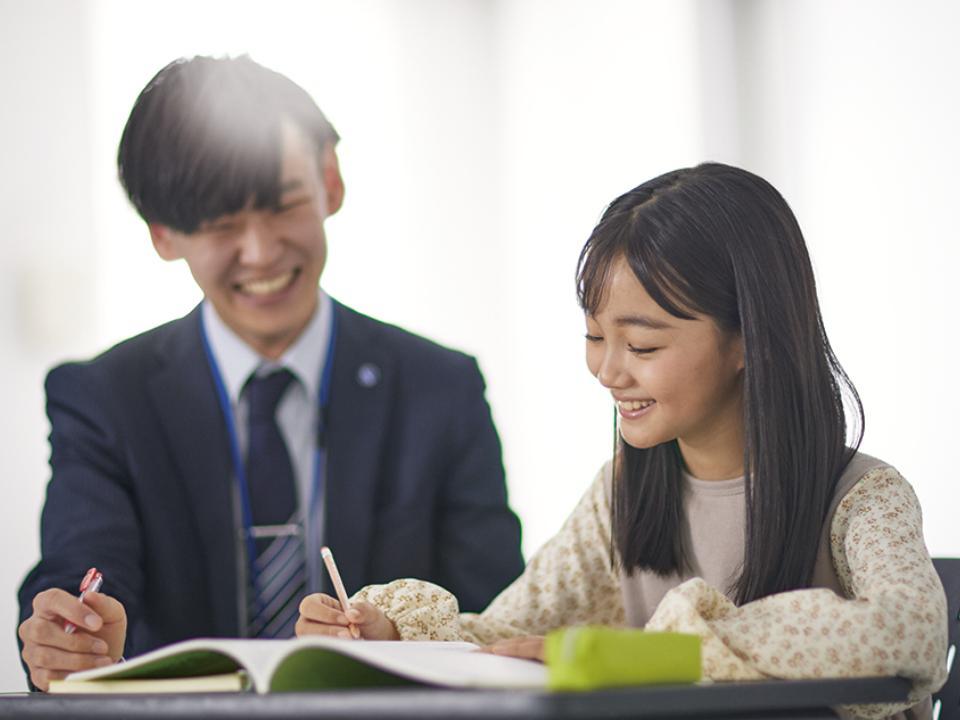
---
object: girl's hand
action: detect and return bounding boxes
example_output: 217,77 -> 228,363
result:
480,635 -> 546,662
296,593 -> 400,641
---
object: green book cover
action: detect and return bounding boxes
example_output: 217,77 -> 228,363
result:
50,637 -> 547,694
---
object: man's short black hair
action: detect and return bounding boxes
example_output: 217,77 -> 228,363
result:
118,55 -> 339,234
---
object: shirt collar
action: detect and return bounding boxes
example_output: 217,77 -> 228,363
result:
201,289 -> 333,407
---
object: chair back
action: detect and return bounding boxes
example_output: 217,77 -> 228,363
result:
934,558 -> 960,720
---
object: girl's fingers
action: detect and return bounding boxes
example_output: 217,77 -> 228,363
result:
344,601 -> 379,625
482,636 -> 546,662
297,597 -> 397,640
299,593 -> 351,625
295,617 -> 354,638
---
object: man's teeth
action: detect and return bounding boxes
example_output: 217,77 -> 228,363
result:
241,271 -> 294,295
619,399 -> 655,412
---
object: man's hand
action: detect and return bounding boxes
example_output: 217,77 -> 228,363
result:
18,588 -> 127,691
480,635 -> 546,662
296,593 -> 400,641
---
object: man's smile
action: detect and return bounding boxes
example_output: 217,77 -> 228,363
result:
235,268 -> 300,296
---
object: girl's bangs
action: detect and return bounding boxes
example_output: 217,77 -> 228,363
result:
577,219 -> 699,322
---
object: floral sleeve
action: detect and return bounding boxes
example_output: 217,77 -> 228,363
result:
644,467 -> 948,718
354,464 -> 625,644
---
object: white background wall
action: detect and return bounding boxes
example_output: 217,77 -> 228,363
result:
1,0 -> 957,691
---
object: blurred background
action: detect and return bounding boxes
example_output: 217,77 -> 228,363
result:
2,0 -> 958,690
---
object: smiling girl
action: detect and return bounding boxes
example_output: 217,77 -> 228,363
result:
297,163 -> 947,719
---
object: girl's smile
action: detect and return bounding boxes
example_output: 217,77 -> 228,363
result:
614,397 -> 657,420
585,256 -> 745,480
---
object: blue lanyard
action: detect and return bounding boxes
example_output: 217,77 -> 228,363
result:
198,305 -> 338,591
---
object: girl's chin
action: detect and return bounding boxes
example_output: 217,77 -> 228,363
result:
618,432 -> 671,451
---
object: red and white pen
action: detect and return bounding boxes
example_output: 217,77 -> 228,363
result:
63,567 -> 103,635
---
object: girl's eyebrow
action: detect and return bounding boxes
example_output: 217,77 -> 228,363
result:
614,314 -> 675,330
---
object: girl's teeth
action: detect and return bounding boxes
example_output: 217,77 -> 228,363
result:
620,400 -> 655,411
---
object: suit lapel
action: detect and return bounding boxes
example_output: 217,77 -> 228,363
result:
147,308 -> 240,637
323,302 -> 393,595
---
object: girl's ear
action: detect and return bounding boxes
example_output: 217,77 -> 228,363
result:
149,224 -> 183,261
736,336 -> 745,372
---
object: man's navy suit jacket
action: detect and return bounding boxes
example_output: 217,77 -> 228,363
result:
18,300 -> 524,661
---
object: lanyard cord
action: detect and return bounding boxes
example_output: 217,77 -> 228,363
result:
199,305 -> 338,591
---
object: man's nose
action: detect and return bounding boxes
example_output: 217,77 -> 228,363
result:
237,217 -> 281,266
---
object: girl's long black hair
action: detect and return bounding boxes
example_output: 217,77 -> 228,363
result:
577,163 -> 863,604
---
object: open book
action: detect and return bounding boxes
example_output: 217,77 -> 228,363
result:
49,636 -> 548,694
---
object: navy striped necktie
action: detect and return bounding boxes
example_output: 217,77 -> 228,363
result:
243,368 -> 307,638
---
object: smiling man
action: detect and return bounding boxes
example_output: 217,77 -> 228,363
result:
16,55 -> 524,691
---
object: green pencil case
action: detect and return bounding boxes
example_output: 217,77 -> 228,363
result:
545,626 -> 701,691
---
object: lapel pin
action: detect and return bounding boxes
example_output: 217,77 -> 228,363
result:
356,363 -> 381,388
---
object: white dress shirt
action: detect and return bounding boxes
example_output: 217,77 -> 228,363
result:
201,289 -> 333,594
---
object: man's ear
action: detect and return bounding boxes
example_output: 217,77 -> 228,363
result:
321,144 -> 345,217
149,224 -> 183,261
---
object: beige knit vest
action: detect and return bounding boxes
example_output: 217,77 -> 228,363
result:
611,452 -> 930,720
614,451 -> 887,627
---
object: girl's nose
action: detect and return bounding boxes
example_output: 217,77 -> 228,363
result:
595,349 -> 631,390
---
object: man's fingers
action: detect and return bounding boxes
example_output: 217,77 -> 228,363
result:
32,589 -> 102,632
31,665 -> 76,692
29,668 -> 58,693
19,617 -> 109,655
31,588 -> 76,613
80,591 -> 125,624
23,588 -> 125,690
22,643 -> 115,675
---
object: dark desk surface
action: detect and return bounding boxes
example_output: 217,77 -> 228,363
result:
0,676 -> 912,720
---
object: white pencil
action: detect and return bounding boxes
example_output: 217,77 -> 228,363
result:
320,546 -> 360,640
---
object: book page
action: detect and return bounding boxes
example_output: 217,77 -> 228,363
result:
271,639 -> 547,690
